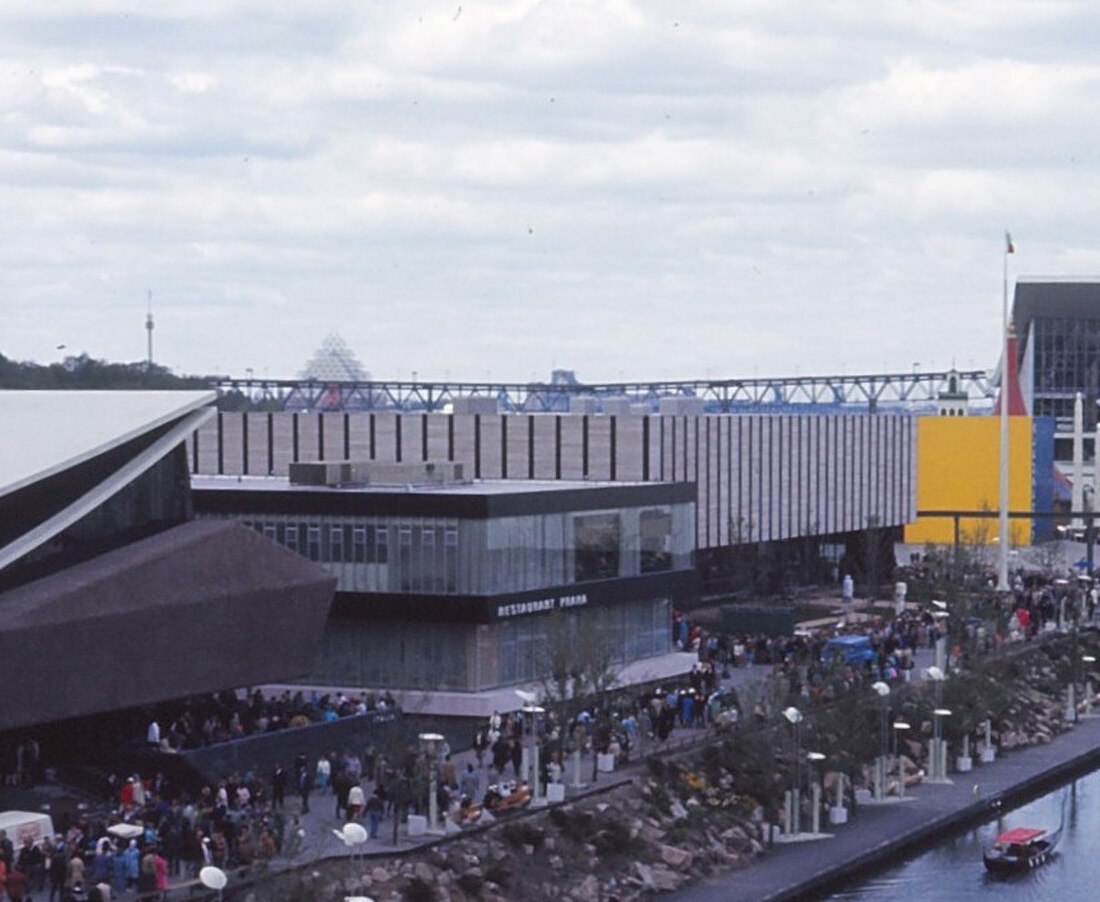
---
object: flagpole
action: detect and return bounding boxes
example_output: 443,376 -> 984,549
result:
997,235 -> 1010,592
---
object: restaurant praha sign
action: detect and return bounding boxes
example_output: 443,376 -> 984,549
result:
495,592 -> 588,619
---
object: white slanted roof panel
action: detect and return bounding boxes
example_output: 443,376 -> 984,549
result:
0,390 -> 215,498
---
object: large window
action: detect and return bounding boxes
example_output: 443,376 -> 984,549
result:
574,513 -> 620,581
330,525 -> 346,562
315,621 -> 468,691
639,508 -> 672,573
497,598 -> 670,688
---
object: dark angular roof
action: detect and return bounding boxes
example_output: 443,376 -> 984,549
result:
0,519 -> 335,731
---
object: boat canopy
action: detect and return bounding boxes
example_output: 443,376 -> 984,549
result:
994,827 -> 1045,845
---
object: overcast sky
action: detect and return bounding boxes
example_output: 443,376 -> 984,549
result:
1,1 -> 1097,382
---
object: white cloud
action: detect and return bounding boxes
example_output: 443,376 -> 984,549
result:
1,1 -> 1100,380
170,71 -> 217,94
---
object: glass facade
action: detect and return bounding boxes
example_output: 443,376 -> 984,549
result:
311,595 -> 673,691
198,486 -> 694,692
207,500 -> 694,596
318,620 -> 470,691
496,597 -> 671,686
1029,315 -> 1100,426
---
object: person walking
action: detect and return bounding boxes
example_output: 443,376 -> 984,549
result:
47,838 -> 67,902
346,781 -> 365,820
315,755 -> 331,794
271,762 -> 287,810
297,764 -> 312,815
365,789 -> 384,840
333,770 -> 352,820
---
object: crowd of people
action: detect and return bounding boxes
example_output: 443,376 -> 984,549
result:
143,689 -> 398,752
22,568 -> 1089,900
0,821 -> 168,902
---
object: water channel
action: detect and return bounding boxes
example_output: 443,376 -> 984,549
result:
821,769 -> 1100,900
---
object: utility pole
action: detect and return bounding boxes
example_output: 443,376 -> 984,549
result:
997,233 -> 1014,592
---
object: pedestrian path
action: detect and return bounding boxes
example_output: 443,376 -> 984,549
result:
673,709 -> 1100,901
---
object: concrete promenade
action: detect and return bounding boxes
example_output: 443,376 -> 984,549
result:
675,710 -> 1100,901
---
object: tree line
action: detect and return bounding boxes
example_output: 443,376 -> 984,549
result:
0,352 -> 215,391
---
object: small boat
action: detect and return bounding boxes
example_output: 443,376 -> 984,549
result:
983,824 -> 1062,873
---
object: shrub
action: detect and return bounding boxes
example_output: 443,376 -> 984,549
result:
594,817 -> 637,856
549,806 -> 597,843
485,861 -> 512,887
501,820 -> 546,850
404,878 -> 437,902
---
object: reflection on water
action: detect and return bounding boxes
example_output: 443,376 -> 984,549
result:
824,772 -> 1100,900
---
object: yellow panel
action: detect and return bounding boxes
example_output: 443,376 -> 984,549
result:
904,416 -> 1033,547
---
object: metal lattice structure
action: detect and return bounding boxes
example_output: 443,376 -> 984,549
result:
212,369 -> 996,414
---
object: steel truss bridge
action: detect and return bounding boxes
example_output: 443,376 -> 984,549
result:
212,369 -> 996,414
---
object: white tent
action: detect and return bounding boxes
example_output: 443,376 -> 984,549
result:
0,810 -> 55,847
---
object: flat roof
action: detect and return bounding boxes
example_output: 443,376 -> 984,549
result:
192,474 -> 696,518
191,474 -> 652,495
0,390 -> 216,499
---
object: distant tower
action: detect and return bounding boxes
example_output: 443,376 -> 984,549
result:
145,290 -> 154,369
935,368 -> 969,417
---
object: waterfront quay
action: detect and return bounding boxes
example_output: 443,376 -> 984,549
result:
676,705 -> 1100,901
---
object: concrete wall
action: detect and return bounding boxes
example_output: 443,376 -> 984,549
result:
191,411 -> 916,549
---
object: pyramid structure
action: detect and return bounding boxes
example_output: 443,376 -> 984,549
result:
299,334 -> 369,382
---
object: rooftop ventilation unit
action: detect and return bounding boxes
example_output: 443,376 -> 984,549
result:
288,460 -> 465,487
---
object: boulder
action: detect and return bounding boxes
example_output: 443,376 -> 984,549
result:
659,843 -> 694,871
650,865 -> 683,892
573,874 -> 601,902
721,825 -> 748,843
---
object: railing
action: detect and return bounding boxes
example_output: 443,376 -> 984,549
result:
210,369 -> 995,413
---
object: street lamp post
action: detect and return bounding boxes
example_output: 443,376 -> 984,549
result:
932,708 -> 952,783
806,751 -> 826,835
523,705 -> 546,806
930,610 -> 949,670
893,721 -> 911,799
923,666 -> 947,781
1065,600 -> 1080,722
418,732 -> 445,834
1084,655 -> 1097,717
783,706 -> 804,835
871,681 -> 890,801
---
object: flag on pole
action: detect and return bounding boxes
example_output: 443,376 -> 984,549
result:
1005,231 -> 1015,254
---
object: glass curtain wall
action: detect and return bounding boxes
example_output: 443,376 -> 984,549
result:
315,597 -> 672,692
496,597 -> 672,687
1031,316 -> 1100,425
215,500 -> 694,597
316,620 -> 469,691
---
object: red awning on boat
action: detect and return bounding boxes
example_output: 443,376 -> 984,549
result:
995,828 -> 1045,844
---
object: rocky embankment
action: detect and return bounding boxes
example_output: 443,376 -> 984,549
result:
244,637 -> 1099,901
243,769 -> 767,901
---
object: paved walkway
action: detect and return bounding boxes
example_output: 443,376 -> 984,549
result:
674,711 -> 1100,901
264,650 -> 702,718
278,646 -> 936,870
0,645 -> 942,899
